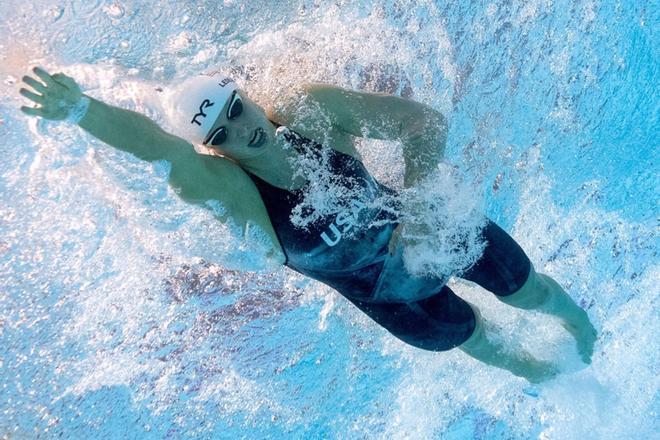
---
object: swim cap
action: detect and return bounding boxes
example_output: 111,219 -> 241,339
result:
169,72 -> 238,144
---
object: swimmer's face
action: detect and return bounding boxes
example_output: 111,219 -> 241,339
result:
202,89 -> 274,161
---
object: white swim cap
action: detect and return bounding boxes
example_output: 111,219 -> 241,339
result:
169,72 -> 238,144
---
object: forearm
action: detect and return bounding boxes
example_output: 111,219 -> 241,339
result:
302,85 -> 447,185
401,113 -> 447,187
78,96 -> 178,162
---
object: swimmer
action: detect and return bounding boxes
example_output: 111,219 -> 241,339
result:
19,67 -> 597,383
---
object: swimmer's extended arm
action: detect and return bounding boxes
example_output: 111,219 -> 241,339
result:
303,84 -> 447,188
78,97 -> 186,162
20,68 -> 285,263
20,67 -> 182,162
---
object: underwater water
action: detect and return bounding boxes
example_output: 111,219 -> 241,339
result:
0,0 -> 658,438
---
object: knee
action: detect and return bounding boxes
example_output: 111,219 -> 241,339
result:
412,334 -> 470,352
497,265 -> 550,309
371,288 -> 477,352
457,306 -> 483,353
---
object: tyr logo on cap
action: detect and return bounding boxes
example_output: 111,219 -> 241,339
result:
191,99 -> 214,126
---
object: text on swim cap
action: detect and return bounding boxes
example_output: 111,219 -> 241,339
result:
191,99 -> 214,126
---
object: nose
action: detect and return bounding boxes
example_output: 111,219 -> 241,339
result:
232,123 -> 250,140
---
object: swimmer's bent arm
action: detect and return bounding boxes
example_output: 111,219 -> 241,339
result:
303,84 -> 447,187
302,84 -> 448,277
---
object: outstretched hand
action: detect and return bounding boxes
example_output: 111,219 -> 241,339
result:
20,67 -> 83,120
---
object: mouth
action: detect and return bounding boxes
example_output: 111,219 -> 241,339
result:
247,127 -> 265,148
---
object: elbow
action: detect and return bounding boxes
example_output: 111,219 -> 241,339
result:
405,106 -> 446,137
425,109 -> 447,134
423,110 -> 447,153
403,111 -> 447,151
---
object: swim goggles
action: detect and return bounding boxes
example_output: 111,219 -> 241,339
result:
203,91 -> 243,146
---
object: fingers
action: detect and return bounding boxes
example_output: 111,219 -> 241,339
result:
19,87 -> 44,104
20,106 -> 45,117
52,73 -> 77,90
32,66 -> 57,87
22,75 -> 47,94
20,67 -> 80,120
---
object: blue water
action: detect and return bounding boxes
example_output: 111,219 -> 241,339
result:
1,0 -> 658,438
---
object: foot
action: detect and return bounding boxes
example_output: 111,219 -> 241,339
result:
460,310 -> 561,384
513,356 -> 560,384
533,274 -> 598,364
561,309 -> 598,364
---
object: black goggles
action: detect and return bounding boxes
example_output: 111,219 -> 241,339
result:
203,91 -> 244,146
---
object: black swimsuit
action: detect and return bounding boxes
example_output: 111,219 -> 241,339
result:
245,127 -> 531,351
246,128 -> 398,301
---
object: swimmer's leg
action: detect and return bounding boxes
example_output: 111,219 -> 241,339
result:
348,288 -> 556,383
459,306 -> 558,383
460,220 -> 597,364
497,266 -> 597,364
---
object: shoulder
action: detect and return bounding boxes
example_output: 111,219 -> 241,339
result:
166,146 -> 257,207
167,146 -> 284,260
